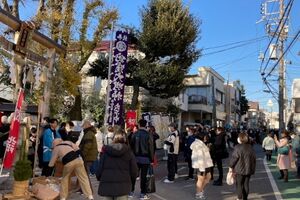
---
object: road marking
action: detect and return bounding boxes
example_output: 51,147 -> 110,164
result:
152,193 -> 168,200
177,167 -> 186,172
177,174 -> 188,178
183,184 -> 194,188
263,158 -> 282,200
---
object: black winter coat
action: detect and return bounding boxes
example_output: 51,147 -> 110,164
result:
213,132 -> 227,159
131,129 -> 154,162
96,143 -> 138,197
229,144 -> 256,175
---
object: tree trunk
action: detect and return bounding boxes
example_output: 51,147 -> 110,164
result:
68,87 -> 82,120
130,83 -> 139,110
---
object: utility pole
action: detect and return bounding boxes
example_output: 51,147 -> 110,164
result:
258,0 -> 289,131
225,74 -> 231,127
278,0 -> 286,131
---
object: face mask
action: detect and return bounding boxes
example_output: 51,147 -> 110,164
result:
237,137 -> 242,144
66,126 -> 72,132
291,135 -> 295,139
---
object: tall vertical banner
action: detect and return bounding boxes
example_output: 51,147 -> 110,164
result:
126,110 -> 137,129
3,89 -> 24,169
107,30 -> 129,125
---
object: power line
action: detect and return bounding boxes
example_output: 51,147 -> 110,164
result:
202,36 -> 267,50
259,0 -> 294,73
202,37 -> 266,56
264,29 -> 300,78
213,50 -> 258,70
261,0 -> 294,74
263,78 -> 279,101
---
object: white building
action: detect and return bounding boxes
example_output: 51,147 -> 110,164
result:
179,67 -> 226,128
224,81 -> 242,128
263,110 -> 279,129
291,79 -> 300,132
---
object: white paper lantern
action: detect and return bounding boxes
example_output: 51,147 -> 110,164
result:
27,65 -> 34,83
9,57 -> 17,84
34,66 -> 41,89
40,66 -> 48,83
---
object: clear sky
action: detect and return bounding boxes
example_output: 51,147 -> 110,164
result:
18,0 -> 300,111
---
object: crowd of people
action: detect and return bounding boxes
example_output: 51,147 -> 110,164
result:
1,114 -> 300,200
262,130 -> 300,182
34,118 -> 256,200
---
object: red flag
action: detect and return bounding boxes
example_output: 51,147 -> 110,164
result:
126,110 -> 137,129
3,89 -> 24,169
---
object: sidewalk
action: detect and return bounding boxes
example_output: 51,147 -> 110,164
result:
265,154 -> 300,200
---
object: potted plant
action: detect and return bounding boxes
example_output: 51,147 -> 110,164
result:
12,160 -> 32,196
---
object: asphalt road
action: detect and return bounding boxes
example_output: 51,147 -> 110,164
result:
69,145 -> 278,200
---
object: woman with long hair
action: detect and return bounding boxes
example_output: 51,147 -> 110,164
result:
274,130 -> 291,182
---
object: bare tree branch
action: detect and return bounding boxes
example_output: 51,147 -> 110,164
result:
33,0 -> 46,30
79,0 -> 103,59
1,0 -> 10,11
49,0 -> 64,42
12,0 -> 20,18
61,0 -> 75,47
92,9 -> 118,45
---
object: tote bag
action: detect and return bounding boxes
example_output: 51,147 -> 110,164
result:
226,171 -> 235,185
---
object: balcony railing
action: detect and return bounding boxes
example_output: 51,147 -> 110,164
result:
188,95 -> 208,105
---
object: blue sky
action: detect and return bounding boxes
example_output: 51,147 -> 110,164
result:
19,0 -> 300,111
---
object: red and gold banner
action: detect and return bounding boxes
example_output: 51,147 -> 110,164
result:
126,110 -> 137,129
3,89 -> 24,169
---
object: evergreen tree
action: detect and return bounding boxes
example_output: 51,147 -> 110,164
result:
90,0 -> 200,109
240,85 -> 249,116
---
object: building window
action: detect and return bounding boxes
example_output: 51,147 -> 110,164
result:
216,89 -> 224,104
295,98 -> 300,113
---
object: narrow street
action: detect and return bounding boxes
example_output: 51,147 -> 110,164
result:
69,145 -> 277,200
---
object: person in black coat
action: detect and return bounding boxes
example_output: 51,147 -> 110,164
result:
96,134 -> 138,199
148,126 -> 160,152
130,119 -> 154,199
229,132 -> 256,200
212,127 -> 227,186
184,127 -> 196,180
